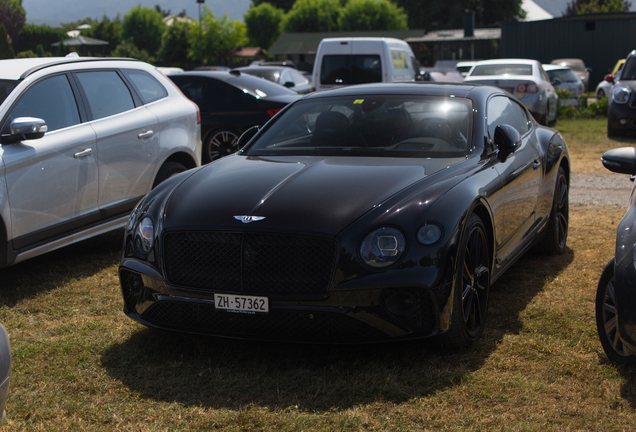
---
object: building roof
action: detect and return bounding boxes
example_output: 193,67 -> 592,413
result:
267,30 -> 425,55
521,0 -> 553,21
51,36 -> 109,47
406,28 -> 501,43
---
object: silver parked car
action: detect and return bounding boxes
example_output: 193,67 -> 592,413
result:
0,57 -> 201,267
550,58 -> 591,91
542,64 -> 585,97
463,58 -> 558,126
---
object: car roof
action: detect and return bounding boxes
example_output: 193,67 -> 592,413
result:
236,66 -> 297,71
300,82 -> 496,100
0,57 -> 142,80
542,64 -> 572,71
472,58 -> 538,66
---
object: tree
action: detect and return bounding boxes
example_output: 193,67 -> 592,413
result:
0,24 -> 14,59
86,14 -> 123,56
112,39 -> 153,63
394,0 -> 525,30
157,18 -> 191,67
122,5 -> 166,58
339,0 -> 408,31
0,0 -> 25,47
564,0 -> 630,15
252,0 -> 297,13
282,0 -> 341,33
188,7 -> 247,64
14,23 -> 66,56
244,3 -> 285,50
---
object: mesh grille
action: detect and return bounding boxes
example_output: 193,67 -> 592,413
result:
380,288 -> 436,332
142,301 -> 385,342
164,232 -> 337,296
120,270 -> 142,312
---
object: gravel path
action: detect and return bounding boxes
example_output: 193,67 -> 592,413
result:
570,173 -> 633,207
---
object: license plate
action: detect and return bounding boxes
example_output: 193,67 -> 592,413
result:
214,293 -> 269,314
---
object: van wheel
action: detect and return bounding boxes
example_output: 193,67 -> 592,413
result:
153,162 -> 186,188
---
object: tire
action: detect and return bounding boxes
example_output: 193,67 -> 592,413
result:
595,258 -> 636,365
152,161 -> 186,189
443,214 -> 491,350
539,166 -> 568,255
203,129 -> 240,163
597,88 -> 605,98
548,101 -> 557,127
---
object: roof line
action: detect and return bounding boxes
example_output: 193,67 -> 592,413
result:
20,57 -> 141,80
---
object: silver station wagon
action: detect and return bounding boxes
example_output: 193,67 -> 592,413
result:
0,57 -> 201,267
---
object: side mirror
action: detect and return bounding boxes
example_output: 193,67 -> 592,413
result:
494,124 -> 520,161
551,78 -> 562,86
601,147 -> 636,175
237,125 -> 260,149
283,81 -> 295,88
416,72 -> 431,82
7,117 -> 48,142
605,74 -> 614,83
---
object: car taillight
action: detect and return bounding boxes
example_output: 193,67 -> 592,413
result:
516,83 -> 538,94
267,109 -> 282,117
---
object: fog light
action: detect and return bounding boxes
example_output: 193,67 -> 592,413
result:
620,118 -> 628,125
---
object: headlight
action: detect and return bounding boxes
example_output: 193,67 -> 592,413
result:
417,223 -> 443,245
135,217 -> 154,255
360,227 -> 406,268
613,86 -> 631,104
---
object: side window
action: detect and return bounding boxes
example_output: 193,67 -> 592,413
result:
391,50 -> 407,69
75,71 -> 135,120
292,71 -> 308,85
121,69 -> 168,104
487,96 -> 530,141
7,74 -> 80,133
202,79 -> 235,112
280,70 -> 292,85
170,76 -> 205,109
539,66 -> 550,83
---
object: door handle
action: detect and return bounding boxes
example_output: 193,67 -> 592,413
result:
74,148 -> 92,159
533,160 -> 542,171
138,130 -> 154,139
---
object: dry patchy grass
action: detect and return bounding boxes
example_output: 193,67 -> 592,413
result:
1,118 -> 635,431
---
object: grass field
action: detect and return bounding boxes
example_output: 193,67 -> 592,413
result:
2,118 -> 636,431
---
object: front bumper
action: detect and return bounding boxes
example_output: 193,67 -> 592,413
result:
119,260 -> 452,343
608,102 -> 636,131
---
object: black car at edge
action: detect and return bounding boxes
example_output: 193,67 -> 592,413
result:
119,82 -> 570,349
607,50 -> 636,137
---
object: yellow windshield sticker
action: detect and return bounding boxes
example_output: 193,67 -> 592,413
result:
354,99 -> 364,104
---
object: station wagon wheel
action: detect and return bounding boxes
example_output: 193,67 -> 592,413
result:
204,129 -> 240,163
540,166 -> 568,255
597,88 -> 605,98
152,161 -> 187,189
595,258 -> 636,365
444,214 -> 490,350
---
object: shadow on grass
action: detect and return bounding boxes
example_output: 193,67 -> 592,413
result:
101,246 -> 574,411
0,229 -> 123,307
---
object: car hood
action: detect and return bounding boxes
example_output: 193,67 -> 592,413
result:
617,79 -> 636,91
163,155 -> 455,236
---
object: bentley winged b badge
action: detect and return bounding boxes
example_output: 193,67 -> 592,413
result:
234,216 -> 266,224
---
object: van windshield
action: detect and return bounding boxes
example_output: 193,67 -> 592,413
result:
320,55 -> 382,85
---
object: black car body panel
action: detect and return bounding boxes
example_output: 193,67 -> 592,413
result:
608,50 -> 636,135
119,82 -> 570,345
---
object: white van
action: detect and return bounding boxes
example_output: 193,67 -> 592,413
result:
311,37 -> 423,92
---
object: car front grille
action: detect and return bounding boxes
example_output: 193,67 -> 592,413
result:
163,232 -> 337,297
141,301 -> 385,342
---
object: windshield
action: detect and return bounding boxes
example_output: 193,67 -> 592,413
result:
470,64 -> 533,76
622,58 -> 636,81
320,55 -> 382,85
241,68 -> 281,83
245,95 -> 472,158
547,69 -> 580,83
555,60 -> 584,71
0,80 -> 18,106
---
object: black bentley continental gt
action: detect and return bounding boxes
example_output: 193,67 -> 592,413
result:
119,82 -> 570,349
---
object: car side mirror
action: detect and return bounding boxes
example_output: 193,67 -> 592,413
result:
605,74 -> 614,83
5,117 -> 48,143
237,125 -> 260,149
416,71 -> 431,82
551,78 -> 561,86
601,147 -> 636,175
494,124 -> 520,161
283,81 -> 295,88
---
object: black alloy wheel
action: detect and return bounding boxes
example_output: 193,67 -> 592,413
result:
595,258 -> 636,365
540,166 -> 568,255
597,88 -> 606,98
444,214 -> 491,349
205,129 -> 240,163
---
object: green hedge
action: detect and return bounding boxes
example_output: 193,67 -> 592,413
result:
556,88 -> 608,119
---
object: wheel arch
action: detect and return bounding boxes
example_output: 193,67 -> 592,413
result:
158,151 -> 198,172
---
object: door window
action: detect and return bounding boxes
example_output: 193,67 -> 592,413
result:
7,74 -> 80,132
487,96 -> 530,141
122,69 -> 168,104
76,71 -> 135,120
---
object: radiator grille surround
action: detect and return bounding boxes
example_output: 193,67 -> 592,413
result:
164,231 -> 337,297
